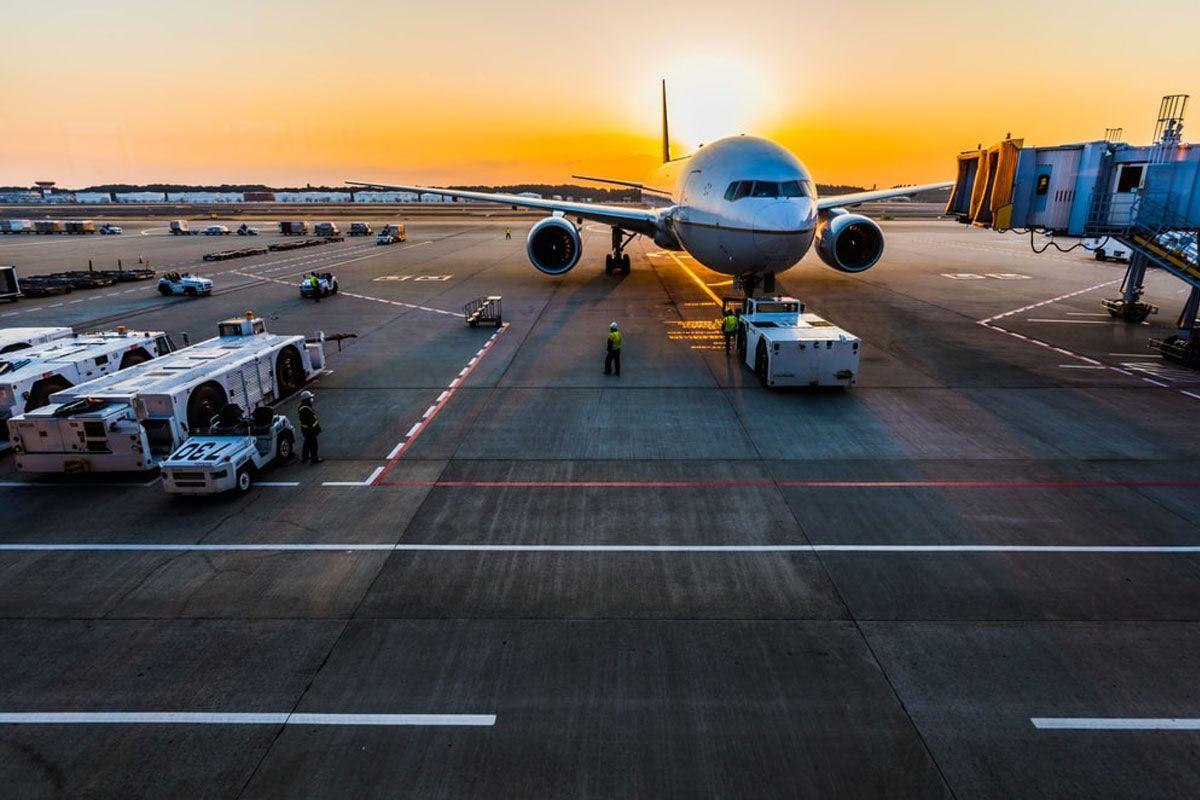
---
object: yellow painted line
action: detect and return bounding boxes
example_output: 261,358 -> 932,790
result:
665,251 -> 723,307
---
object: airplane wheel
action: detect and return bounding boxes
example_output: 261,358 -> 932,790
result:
604,255 -> 614,275
621,254 -> 631,273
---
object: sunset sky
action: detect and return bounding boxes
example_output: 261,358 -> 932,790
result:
2,0 -> 1197,189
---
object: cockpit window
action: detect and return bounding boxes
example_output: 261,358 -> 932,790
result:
724,181 -> 751,201
726,180 -> 812,201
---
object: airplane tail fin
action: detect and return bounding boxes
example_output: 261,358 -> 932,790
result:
661,79 -> 671,164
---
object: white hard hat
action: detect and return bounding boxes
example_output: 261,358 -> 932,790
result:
300,390 -> 314,400
610,322 -> 619,330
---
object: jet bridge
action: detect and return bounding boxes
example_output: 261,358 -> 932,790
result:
948,95 -> 1200,366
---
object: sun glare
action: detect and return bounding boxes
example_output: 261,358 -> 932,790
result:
662,55 -> 774,150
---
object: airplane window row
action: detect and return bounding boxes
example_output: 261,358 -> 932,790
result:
724,180 -> 814,201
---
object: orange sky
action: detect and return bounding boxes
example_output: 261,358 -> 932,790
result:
2,0 -> 1197,188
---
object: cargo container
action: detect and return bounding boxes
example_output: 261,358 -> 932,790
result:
34,220 -> 65,235
0,266 -> 19,303
313,222 -> 340,236
279,221 -> 309,236
0,220 -> 33,234
63,220 -> 96,234
9,314 -> 325,472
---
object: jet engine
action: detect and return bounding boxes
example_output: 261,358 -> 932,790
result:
815,211 -> 884,273
526,216 -> 582,275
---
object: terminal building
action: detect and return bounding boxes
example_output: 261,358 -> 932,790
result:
947,95 -> 1200,366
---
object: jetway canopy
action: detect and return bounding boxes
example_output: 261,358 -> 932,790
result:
948,136 -> 1200,236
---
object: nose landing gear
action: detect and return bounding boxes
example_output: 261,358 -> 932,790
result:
605,228 -> 636,275
734,272 -> 776,297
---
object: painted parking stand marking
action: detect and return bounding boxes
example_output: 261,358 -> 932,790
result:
1032,718 -> 1200,731
3,543 -> 1199,554
0,712 -> 495,727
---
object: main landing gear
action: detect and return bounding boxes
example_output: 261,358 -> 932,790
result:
605,228 -> 635,275
735,272 -> 776,297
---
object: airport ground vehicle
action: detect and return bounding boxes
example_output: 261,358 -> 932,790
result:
1084,237 -> 1132,262
731,296 -> 860,388
169,220 -> 196,235
349,222 -> 372,236
98,224 -> 123,235
161,405 -> 295,494
204,225 -> 230,236
376,224 -> 407,245
0,220 -> 34,234
34,221 -> 65,235
0,329 -> 173,450
279,221 -> 308,236
8,314 -> 325,473
236,224 -> 259,236
299,272 -> 338,299
1,266 -> 19,302
313,222 -> 340,237
0,327 -> 73,353
158,272 -> 213,296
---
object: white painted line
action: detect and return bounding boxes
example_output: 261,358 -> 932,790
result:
0,712 -> 495,727
2,543 -> 1198,553
387,441 -> 406,459
1025,319 -> 1113,324
449,378 -> 460,388
1032,718 -> 1200,731
320,481 -> 372,487
364,466 -> 384,484
255,482 -> 300,487
1181,391 -> 1200,401
436,391 -> 449,402
1066,312 -> 1110,317
405,422 -> 422,438
421,405 -> 436,419
1059,364 -> 1107,369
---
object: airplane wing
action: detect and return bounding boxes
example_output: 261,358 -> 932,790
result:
346,180 -> 662,236
816,182 -> 953,210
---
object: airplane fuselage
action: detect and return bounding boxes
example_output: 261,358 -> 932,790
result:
641,136 -> 819,277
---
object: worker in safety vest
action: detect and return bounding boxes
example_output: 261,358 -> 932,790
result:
309,273 -> 321,303
505,226 -> 512,240
721,310 -> 739,354
604,321 -> 622,376
298,390 -> 323,463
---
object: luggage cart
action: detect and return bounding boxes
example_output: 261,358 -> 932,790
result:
464,296 -> 503,328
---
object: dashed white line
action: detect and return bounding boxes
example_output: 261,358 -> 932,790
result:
0,712 -> 496,727
1032,718 -> 1200,731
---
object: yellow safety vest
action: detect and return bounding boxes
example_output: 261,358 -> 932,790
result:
608,331 -> 622,350
722,314 -> 738,333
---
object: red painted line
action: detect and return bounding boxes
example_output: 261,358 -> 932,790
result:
373,479 -> 1200,489
371,324 -> 509,484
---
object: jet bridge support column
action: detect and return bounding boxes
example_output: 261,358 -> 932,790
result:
1101,251 -> 1159,324
1153,286 -> 1200,367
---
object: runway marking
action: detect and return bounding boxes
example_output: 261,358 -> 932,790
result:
1026,318 -> 1115,324
372,478 -> 1200,489
1031,718 -> 1200,731
1058,364 -> 1107,369
255,481 -> 300,487
371,324 -> 509,484
1,543 -> 1197,554
0,712 -> 495,727
665,251 -> 723,307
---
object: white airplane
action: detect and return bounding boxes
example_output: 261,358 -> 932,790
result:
349,81 -> 950,295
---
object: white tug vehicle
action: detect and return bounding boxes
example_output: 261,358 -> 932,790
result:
732,296 -> 861,388
8,313 -> 324,473
161,403 -> 296,494
158,272 -> 214,297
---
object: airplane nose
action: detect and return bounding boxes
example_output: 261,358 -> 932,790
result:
753,201 -> 812,265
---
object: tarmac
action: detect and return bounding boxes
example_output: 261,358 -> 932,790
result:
1,215 -> 1199,799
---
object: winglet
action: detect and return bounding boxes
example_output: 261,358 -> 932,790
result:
661,79 -> 671,164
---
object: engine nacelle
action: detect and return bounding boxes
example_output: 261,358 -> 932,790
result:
526,216 -> 582,275
815,211 -> 884,273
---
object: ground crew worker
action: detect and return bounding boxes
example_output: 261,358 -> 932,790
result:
505,226 -> 512,240
721,309 -> 739,353
298,390 -> 323,464
309,272 -> 321,303
604,321 -> 622,376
